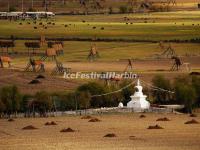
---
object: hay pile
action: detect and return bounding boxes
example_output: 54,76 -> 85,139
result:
147,124 -> 163,129
81,115 -> 93,119
60,128 -> 75,133
88,118 -> 101,122
35,75 -> 45,79
139,114 -> 146,118
129,136 -> 139,140
156,117 -> 170,121
8,118 -> 15,122
104,133 -> 116,138
22,125 -> 38,130
45,121 -> 57,126
29,79 -> 41,84
185,119 -> 199,124
129,136 -> 136,139
190,114 -> 197,117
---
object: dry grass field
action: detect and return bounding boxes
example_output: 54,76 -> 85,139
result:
0,57 -> 200,94
0,56 -> 199,94
0,69 -> 81,94
0,113 -> 199,150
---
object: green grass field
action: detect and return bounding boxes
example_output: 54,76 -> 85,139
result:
0,11 -> 200,41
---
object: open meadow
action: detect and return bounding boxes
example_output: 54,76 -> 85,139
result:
1,11 -> 200,41
0,113 -> 199,150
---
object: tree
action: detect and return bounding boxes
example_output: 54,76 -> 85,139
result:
173,75 -> 198,113
34,91 -> 53,117
127,0 -> 138,13
76,82 -> 107,108
59,92 -> 76,111
9,6 -> 17,12
21,94 -> 33,117
0,99 -> 5,117
108,6 -> 113,14
0,85 -> 22,117
174,83 -> 196,113
28,7 -> 36,12
120,80 -> 135,104
76,91 -> 91,113
191,76 -> 200,107
152,75 -> 172,104
119,5 -> 128,14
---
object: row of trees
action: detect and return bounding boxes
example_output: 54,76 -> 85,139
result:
0,75 -> 199,118
5,0 -> 173,14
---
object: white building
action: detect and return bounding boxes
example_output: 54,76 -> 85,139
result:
127,79 -> 150,112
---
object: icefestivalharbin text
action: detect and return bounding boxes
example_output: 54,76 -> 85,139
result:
63,72 -> 138,79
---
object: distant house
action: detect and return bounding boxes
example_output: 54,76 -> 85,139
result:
25,12 -> 55,19
0,11 -> 55,20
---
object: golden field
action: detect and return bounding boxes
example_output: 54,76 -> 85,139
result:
0,113 -> 199,150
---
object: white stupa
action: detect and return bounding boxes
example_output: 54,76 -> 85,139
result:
127,79 -> 150,111
118,102 -> 124,108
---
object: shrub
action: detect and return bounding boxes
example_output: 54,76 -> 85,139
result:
34,91 -> 53,116
174,76 -> 199,113
76,82 -> 107,108
9,6 -> 17,12
0,99 -> 5,113
76,91 -> 91,110
191,76 -> 200,107
152,75 -> 172,104
108,7 -> 113,14
0,85 -> 22,115
120,80 -> 134,104
59,92 -> 76,111
28,7 -> 36,12
174,82 -> 197,113
119,5 -> 128,14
